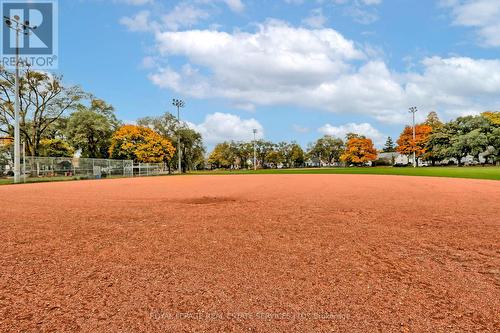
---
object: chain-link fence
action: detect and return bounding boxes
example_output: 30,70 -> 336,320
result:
1,156 -> 172,183
21,156 -> 134,178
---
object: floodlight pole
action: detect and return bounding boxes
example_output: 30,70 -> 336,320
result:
409,107 -> 418,168
253,129 -> 257,170
4,15 -> 36,183
172,99 -> 185,174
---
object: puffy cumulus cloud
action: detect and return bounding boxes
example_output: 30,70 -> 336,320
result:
188,112 -> 264,144
404,57 -> 500,119
318,122 -> 386,146
147,19 -> 500,124
442,0 -> 500,47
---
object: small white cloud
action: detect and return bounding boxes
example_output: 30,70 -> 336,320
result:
302,8 -> 327,28
319,122 -> 386,146
443,0 -> 500,47
223,0 -> 245,12
120,10 -> 158,32
162,3 -> 210,31
188,112 -> 264,144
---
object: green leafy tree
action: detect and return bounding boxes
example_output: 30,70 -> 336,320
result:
383,137 -> 395,152
0,67 -> 86,156
208,142 -> 237,169
255,140 -> 275,168
308,135 -> 344,166
39,138 -> 75,157
66,99 -> 119,158
234,142 -> 253,169
289,143 -> 305,167
429,115 -> 492,165
137,113 -> 205,172
424,111 -> 443,130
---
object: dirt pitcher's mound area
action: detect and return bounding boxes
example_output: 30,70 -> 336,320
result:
1,175 -> 499,332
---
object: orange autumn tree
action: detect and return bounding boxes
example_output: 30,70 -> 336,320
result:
109,125 -> 176,163
396,124 -> 432,164
340,134 -> 378,166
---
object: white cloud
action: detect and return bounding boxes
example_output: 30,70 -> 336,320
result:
188,112 -> 264,144
302,8 -> 327,28
162,3 -> 210,31
117,0 -> 153,5
318,122 -> 386,146
126,17 -> 500,125
442,0 -> 500,47
120,10 -> 157,32
333,0 -> 382,24
403,56 -> 500,119
222,0 -> 245,12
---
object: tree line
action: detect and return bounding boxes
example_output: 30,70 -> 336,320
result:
1,67 -> 498,171
208,111 -> 499,169
208,134 -> 378,169
0,66 -> 205,172
385,111 -> 499,166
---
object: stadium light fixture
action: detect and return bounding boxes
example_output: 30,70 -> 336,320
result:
409,106 -> 418,168
172,98 -> 185,174
3,15 -> 37,183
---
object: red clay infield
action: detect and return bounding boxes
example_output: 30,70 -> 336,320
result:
0,175 -> 499,332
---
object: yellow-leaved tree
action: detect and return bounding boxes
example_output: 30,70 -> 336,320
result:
109,125 -> 175,163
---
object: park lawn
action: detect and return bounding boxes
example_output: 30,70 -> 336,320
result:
190,166 -> 500,181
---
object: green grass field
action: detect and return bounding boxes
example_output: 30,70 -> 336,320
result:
190,166 -> 500,180
1,166 -> 498,185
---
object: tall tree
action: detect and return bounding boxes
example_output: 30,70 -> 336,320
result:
482,112 -> 500,164
340,135 -> 377,166
255,140 -> 275,167
137,113 -> 205,172
0,67 -> 86,156
424,111 -> 443,130
208,142 -> 237,169
308,135 -> 344,166
383,137 -> 395,152
396,125 -> 432,165
66,99 -> 119,158
109,125 -> 175,163
289,142 -> 305,167
427,115 -> 492,165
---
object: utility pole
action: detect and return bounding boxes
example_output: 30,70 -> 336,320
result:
253,129 -> 257,170
172,98 -> 185,174
3,15 -> 37,183
409,106 -> 418,168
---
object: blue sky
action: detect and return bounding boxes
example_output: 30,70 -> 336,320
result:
57,0 -> 500,148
